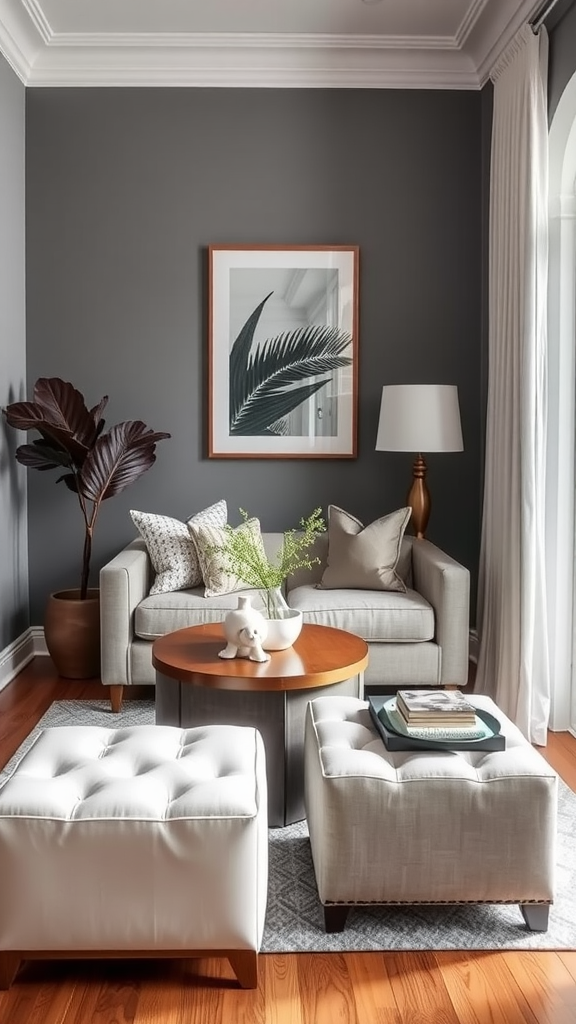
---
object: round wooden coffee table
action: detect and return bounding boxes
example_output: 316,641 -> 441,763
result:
152,622 -> 368,827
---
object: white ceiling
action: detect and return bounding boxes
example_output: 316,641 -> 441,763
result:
0,0 -> 542,88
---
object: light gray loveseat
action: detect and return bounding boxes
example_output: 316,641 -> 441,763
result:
100,531 -> 470,712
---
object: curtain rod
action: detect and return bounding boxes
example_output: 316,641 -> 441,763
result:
530,0 -> 565,32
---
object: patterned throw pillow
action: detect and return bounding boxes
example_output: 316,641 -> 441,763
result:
318,505 -> 412,592
130,500 -> 227,595
189,517 -> 266,598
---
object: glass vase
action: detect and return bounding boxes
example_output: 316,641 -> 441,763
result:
260,585 -> 290,620
259,585 -> 303,650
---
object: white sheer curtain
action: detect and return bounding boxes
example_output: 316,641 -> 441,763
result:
475,25 -> 550,744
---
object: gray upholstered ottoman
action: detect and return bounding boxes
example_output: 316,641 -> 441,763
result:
304,694 -> 558,932
0,723 -> 268,989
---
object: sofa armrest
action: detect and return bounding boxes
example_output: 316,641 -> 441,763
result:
411,539 -> 470,686
100,539 -> 151,686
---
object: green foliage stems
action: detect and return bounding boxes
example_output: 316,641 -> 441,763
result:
216,507 -> 326,593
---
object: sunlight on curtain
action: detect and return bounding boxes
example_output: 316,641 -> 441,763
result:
475,25 -> 550,744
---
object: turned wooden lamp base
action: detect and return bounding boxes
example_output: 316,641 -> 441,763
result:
375,384 -> 463,541
407,453 -> 430,540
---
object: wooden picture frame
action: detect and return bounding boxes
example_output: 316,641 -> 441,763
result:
208,244 -> 359,458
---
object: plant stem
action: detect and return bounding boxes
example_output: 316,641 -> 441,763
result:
77,483 -> 99,599
80,528 -> 92,600
261,586 -> 289,619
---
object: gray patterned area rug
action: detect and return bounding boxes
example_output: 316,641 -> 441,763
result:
2,700 -> 575,952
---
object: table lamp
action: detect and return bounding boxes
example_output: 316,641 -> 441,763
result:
375,384 -> 463,539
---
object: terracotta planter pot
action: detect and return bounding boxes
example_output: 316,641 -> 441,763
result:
44,589 -> 101,679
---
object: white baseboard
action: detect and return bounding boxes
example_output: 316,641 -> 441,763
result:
0,628 -> 45,692
30,626 -> 48,657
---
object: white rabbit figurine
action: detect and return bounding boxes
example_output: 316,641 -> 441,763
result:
219,595 -> 270,663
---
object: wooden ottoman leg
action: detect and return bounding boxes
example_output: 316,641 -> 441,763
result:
0,953 -> 21,989
228,950 -> 258,989
323,905 -> 350,933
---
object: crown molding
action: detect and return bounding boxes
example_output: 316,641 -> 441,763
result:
51,32 -> 459,52
27,37 -> 479,89
0,0 -> 37,81
0,0 -> 543,89
19,0 -> 50,44
454,0 -> 491,47
464,0 -> 541,85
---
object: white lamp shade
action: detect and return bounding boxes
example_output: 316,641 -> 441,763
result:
375,384 -> 463,453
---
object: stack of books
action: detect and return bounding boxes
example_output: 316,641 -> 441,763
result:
396,688 -> 478,734
368,692 -> 505,750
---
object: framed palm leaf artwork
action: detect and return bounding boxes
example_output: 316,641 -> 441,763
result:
208,244 -> 359,458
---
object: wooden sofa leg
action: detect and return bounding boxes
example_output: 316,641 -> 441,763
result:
109,685 -> 124,713
227,951 -> 258,989
0,953 -> 21,989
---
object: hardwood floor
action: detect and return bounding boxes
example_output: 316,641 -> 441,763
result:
0,658 -> 574,1023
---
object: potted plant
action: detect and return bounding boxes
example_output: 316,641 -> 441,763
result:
214,507 -> 326,650
3,377 -> 170,678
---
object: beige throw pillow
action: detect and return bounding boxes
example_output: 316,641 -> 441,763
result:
130,500 -> 227,595
189,517 -> 266,598
319,505 -> 411,592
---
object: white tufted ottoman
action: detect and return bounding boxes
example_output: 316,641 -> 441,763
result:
0,723 -> 268,989
304,695 -> 558,933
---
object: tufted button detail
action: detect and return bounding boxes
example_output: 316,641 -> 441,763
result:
0,724 -> 263,821
310,694 -> 558,786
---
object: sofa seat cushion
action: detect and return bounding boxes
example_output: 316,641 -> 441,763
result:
287,585 -> 434,642
135,588 -> 264,640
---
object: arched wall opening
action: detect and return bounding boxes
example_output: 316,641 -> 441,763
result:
547,67 -> 576,732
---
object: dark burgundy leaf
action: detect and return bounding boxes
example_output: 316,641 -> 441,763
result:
59,473 -> 79,493
79,421 -> 171,503
88,397 -> 108,438
3,401 -> 47,430
5,378 -> 105,465
3,377 -> 170,597
15,439 -> 73,471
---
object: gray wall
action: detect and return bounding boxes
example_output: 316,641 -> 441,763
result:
25,87 -> 484,624
0,53 -> 27,648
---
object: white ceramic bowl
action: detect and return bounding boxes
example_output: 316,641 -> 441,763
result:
262,609 -> 303,651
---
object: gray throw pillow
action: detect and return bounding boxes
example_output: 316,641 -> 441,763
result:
319,505 -> 412,592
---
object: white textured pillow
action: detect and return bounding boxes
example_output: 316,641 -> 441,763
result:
189,517 -> 266,598
319,505 -> 411,592
130,500 -> 227,595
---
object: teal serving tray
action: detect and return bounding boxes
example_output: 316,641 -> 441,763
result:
368,695 -> 506,752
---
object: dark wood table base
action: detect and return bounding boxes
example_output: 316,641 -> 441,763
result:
156,671 -> 361,826
153,622 -> 368,828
